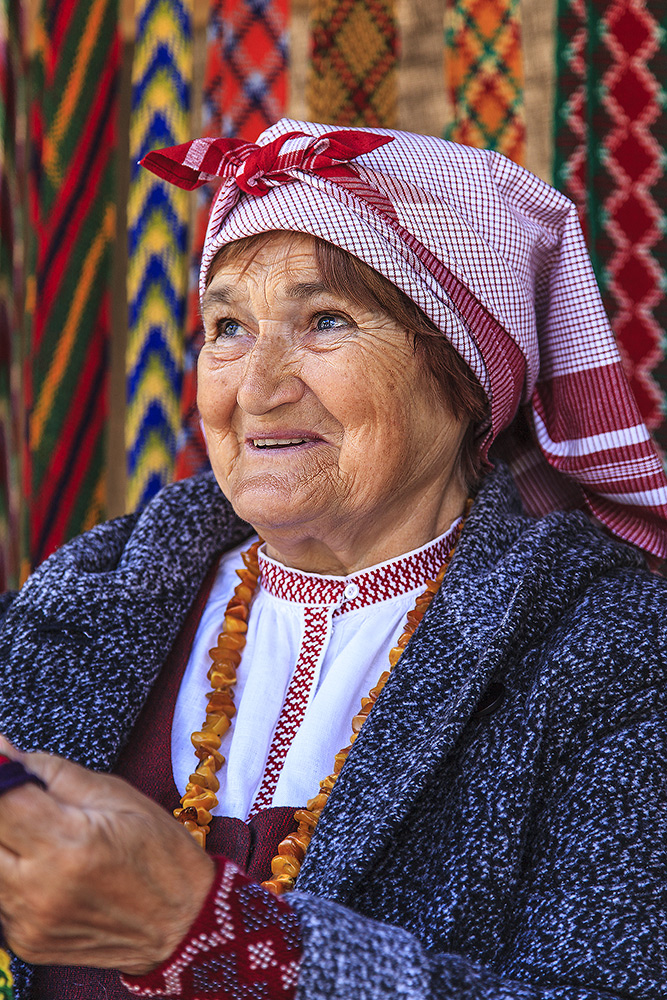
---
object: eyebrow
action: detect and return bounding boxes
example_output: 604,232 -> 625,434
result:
283,280 -> 340,300
201,280 -> 342,312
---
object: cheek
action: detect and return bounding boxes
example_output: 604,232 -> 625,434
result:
196,354 -> 238,429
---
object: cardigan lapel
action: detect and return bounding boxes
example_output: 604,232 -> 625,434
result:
294,462 -> 630,903
0,474 -> 252,770
294,570 -> 510,902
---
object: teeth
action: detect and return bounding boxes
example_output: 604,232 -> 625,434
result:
253,438 -> 308,448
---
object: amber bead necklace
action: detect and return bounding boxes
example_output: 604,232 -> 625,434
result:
174,503 -> 471,894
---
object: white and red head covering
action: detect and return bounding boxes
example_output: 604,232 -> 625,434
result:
143,119 -> 667,559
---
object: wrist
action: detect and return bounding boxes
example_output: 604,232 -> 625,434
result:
121,856 -> 302,998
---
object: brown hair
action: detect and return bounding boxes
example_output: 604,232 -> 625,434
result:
206,232 -> 488,488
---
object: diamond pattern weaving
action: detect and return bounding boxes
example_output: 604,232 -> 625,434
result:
444,0 -> 526,163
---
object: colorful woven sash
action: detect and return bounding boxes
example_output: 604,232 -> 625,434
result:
0,0 -> 25,591
25,0 -> 119,569
554,0 -> 667,459
444,0 -> 526,164
174,0 -> 288,481
308,0 -> 398,126
126,0 -> 192,510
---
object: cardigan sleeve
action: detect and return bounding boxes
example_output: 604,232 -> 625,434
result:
288,702 -> 667,1000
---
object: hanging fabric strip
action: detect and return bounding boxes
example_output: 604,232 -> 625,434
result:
443,0 -> 526,164
0,0 -> 25,591
126,0 -> 193,510
553,0 -> 667,460
0,944 -> 13,1000
26,0 -> 119,570
308,0 -> 398,127
174,0 -> 289,481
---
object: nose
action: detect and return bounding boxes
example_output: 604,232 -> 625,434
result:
235,327 -> 305,415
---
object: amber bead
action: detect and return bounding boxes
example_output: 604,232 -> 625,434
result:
293,808 -> 318,829
278,834 -> 309,861
206,691 -> 236,714
235,567 -> 256,584
226,603 -> 249,621
217,634 -> 246,652
208,646 -> 241,665
188,770 -> 220,792
262,875 -> 293,894
191,729 -> 221,750
207,662 -> 237,684
351,713 -> 366,733
333,748 -> 350,773
190,826 -> 207,849
194,745 -> 224,767
208,669 -> 237,689
203,714 -> 231,736
183,786 -> 217,810
223,615 -> 248,634
388,646 -> 403,666
174,805 -> 197,822
271,855 -> 301,878
306,791 -> 328,811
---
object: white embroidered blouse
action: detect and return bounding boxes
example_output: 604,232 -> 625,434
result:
172,520 -> 460,821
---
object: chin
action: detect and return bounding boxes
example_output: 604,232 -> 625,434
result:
227,482 -> 313,533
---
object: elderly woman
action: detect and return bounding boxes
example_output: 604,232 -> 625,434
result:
1,120 -> 666,1000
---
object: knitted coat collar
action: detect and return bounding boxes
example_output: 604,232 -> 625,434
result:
0,465 -> 642,901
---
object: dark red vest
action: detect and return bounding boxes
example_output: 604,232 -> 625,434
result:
33,564 -> 298,998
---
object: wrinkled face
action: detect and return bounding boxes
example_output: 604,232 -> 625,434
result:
198,232 -> 467,552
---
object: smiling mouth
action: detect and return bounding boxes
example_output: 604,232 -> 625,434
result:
251,437 -> 316,449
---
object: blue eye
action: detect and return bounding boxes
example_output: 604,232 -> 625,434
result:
315,314 -> 345,331
217,319 -> 243,339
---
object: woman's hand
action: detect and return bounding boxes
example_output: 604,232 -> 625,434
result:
0,736 -> 215,975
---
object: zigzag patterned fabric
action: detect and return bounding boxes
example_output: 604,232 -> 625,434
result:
26,0 -> 119,570
308,0 -> 398,126
126,0 -> 192,510
0,944 -> 12,1000
0,0 -> 25,593
174,0 -> 288,481
444,0 -> 526,164
554,0 -> 667,460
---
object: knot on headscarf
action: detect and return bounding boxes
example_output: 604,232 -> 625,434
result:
140,129 -> 394,195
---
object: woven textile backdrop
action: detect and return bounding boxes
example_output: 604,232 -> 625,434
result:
1,0 -> 667,590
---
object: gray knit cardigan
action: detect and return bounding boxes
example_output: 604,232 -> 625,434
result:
1,463 -> 666,1000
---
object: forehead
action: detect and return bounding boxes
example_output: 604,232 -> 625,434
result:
206,232 -> 320,286
201,232 -> 350,315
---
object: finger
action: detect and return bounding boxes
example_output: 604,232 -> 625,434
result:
0,741 -> 157,817
26,754 -> 170,819
0,756 -> 47,796
0,752 -> 52,857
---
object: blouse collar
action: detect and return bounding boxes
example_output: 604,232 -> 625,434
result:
257,519 -> 462,612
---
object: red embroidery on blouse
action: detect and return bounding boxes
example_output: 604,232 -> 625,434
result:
257,528 -> 456,613
248,527 -> 459,816
249,607 -> 330,817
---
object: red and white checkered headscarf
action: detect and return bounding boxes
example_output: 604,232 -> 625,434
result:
143,119 -> 667,558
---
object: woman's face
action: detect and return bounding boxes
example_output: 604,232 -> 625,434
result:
198,233 -> 468,571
